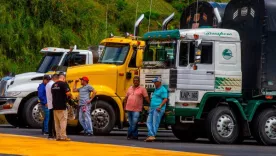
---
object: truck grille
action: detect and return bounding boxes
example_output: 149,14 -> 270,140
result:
145,75 -> 161,83
0,80 -> 7,97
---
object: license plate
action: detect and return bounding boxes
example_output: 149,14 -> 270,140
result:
180,91 -> 198,101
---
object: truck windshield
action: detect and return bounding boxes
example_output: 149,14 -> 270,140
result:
143,40 -> 176,68
36,53 -> 63,73
98,43 -> 129,65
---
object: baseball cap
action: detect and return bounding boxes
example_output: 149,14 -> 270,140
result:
80,76 -> 89,82
152,77 -> 162,83
43,75 -> 51,80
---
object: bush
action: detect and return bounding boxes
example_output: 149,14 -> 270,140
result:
116,0 -> 127,11
144,11 -> 160,20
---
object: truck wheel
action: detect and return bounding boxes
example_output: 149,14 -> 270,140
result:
171,125 -> 198,142
253,109 -> 276,145
4,114 -> 25,127
23,97 -> 43,128
91,100 -> 116,135
206,106 -> 239,144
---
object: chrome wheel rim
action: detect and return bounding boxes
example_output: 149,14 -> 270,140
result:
32,103 -> 44,124
91,108 -> 109,129
216,114 -> 235,138
265,116 -> 276,139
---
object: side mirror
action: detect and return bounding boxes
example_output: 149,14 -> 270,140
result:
195,39 -> 202,48
136,49 -> 143,68
194,48 -> 202,64
193,40 -> 202,70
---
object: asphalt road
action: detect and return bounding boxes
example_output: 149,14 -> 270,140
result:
0,125 -> 276,156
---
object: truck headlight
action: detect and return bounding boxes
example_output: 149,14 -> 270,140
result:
6,91 -> 21,97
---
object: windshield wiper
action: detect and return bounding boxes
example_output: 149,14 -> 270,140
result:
98,62 -> 115,64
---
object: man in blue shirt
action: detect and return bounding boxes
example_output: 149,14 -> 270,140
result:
38,75 -> 51,135
145,77 -> 168,142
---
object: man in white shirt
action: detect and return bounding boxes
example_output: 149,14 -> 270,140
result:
46,74 -> 59,139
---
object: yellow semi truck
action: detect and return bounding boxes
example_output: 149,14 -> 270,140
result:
65,14 -> 175,135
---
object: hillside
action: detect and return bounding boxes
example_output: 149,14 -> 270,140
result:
0,0 -> 227,76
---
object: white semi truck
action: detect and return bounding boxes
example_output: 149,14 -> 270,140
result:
0,46 -> 99,128
140,27 -> 276,145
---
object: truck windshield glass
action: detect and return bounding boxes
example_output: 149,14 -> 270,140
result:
98,43 -> 129,65
36,53 -> 63,73
144,40 -> 176,68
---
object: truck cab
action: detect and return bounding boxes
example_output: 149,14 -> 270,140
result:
66,36 -> 145,135
0,46 -> 97,128
65,15 -> 145,135
141,28 -> 243,143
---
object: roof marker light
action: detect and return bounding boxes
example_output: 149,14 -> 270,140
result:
266,95 -> 273,100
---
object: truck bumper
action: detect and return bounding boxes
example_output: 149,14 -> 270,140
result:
0,97 -> 22,115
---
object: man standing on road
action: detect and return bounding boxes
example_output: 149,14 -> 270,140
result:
51,74 -> 72,141
124,76 -> 150,140
46,74 -> 59,139
38,75 -> 51,135
145,77 -> 168,142
73,76 -> 96,136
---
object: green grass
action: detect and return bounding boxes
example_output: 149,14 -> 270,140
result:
0,0 -> 228,77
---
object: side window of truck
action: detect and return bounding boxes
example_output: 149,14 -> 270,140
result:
63,54 -> 86,67
128,49 -> 137,67
201,44 -> 213,64
189,42 -> 213,64
73,54 -> 86,65
179,42 -> 189,66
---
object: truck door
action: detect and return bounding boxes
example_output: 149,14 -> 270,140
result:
177,41 -> 215,94
125,47 -> 140,95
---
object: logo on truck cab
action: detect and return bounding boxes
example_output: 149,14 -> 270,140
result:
222,49 -> 233,60
205,32 -> 232,36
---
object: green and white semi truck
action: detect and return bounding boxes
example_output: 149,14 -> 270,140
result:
140,28 -> 276,146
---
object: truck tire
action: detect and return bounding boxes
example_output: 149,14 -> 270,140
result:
4,114 -> 25,127
206,106 -> 239,144
253,109 -> 276,145
22,97 -> 43,128
91,100 -> 116,135
171,125 -> 198,142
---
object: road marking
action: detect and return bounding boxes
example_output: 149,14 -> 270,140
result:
0,133 -> 218,156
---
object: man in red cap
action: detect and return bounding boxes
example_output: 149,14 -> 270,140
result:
73,76 -> 96,136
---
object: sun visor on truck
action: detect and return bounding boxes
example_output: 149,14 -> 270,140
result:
180,1 -> 227,29
223,0 -> 276,98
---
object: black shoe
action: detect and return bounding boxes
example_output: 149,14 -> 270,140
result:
132,136 -> 138,140
127,135 -> 131,140
43,132 -> 49,135
86,133 -> 93,136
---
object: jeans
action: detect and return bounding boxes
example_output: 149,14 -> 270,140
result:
48,109 -> 56,137
127,111 -> 140,138
79,105 -> 93,134
42,105 -> 49,133
146,107 -> 165,137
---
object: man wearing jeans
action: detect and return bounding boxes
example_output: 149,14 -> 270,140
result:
73,76 -> 96,136
145,77 -> 168,142
38,75 -> 51,135
124,76 -> 150,140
